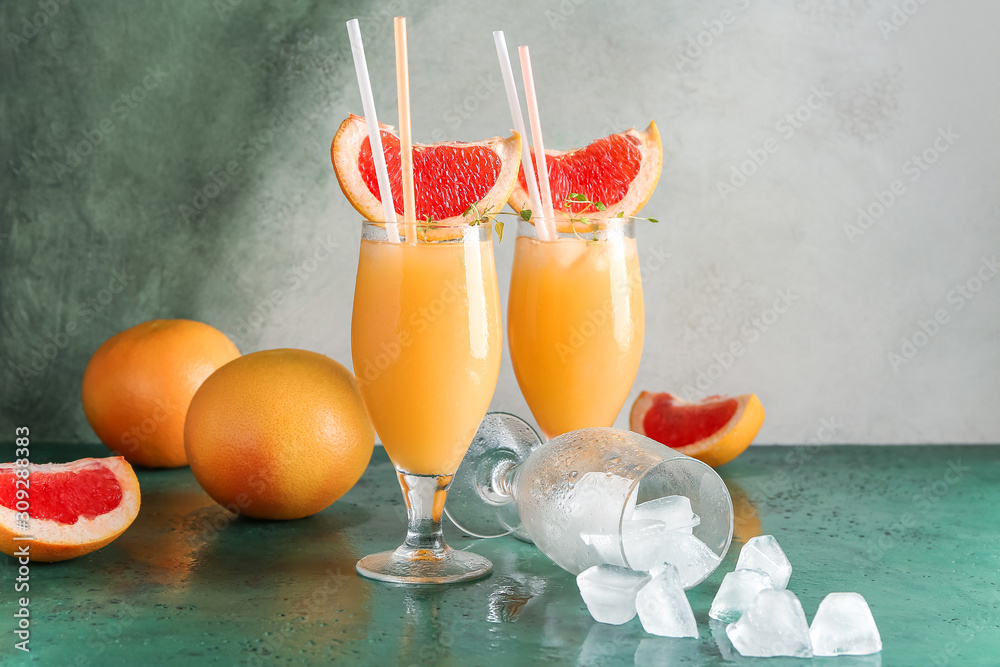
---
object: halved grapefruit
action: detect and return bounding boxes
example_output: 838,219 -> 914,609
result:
630,392 -> 765,468
331,114 -> 521,223
0,457 -> 141,562
509,122 -> 662,221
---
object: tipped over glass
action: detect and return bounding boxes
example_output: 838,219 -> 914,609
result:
446,414 -> 734,585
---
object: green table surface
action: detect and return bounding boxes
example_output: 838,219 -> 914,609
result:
2,444 -> 998,666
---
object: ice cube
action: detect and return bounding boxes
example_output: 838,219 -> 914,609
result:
810,592 -> 882,656
635,565 -> 698,638
634,637 -> 702,665
632,495 -> 700,533
579,532 -> 623,567
709,619 -> 739,661
633,533 -> 722,588
581,519 -> 665,568
577,622 -> 640,665
576,564 -> 651,625
570,472 -> 636,546
735,535 -> 792,589
709,568 -> 774,622
726,589 -> 813,658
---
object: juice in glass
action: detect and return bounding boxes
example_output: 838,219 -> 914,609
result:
352,227 -> 502,476
507,218 -> 644,439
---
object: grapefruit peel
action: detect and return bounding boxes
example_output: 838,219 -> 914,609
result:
0,457 -> 141,562
331,114 -> 521,226
630,392 -> 765,468
508,122 -> 663,231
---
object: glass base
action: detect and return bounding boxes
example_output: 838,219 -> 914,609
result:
356,545 -> 493,585
445,412 -> 542,540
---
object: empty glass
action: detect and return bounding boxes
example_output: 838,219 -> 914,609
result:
446,414 -> 734,584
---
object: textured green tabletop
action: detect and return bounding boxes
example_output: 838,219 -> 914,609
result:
2,444 -> 998,666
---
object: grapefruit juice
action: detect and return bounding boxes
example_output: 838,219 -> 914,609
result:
507,220 -> 644,439
352,226 -> 502,476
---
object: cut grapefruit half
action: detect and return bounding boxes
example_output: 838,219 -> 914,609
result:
331,114 -> 521,223
509,122 -> 662,223
0,457 -> 141,562
630,392 -> 765,468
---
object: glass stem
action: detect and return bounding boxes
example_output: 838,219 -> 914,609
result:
398,472 -> 454,557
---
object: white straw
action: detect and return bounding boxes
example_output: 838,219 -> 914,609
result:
518,46 -> 556,223
346,19 -> 400,243
492,31 -> 552,241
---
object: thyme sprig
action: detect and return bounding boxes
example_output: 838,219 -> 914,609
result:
461,192 -> 659,243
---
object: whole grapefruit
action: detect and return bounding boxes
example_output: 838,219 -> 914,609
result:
183,349 -> 375,520
82,319 -> 240,468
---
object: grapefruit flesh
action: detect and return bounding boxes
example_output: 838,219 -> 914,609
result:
0,457 -> 141,562
332,114 -> 521,223
630,392 -> 765,468
509,122 -> 662,220
359,130 -> 502,220
0,464 -> 122,524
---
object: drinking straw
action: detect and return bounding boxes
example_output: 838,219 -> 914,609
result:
518,46 -> 556,223
492,31 -> 553,241
394,17 -> 417,242
346,19 -> 400,243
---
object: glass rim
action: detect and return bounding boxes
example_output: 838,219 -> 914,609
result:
360,219 -> 493,230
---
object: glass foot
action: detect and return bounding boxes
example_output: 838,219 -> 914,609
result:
445,412 -> 542,540
356,546 -> 493,585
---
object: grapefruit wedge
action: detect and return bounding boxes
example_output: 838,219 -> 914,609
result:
509,122 -> 662,221
331,114 -> 521,223
0,457 -> 141,562
630,392 -> 765,468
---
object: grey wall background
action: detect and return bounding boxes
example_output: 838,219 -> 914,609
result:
2,0 -> 997,445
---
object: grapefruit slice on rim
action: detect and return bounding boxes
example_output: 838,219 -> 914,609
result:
509,122 -> 662,222
630,392 -> 765,468
0,457 -> 141,562
331,114 -> 521,223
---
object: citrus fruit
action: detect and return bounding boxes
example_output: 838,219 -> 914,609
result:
629,392 -> 765,467
0,457 -> 141,562
184,349 -> 375,520
508,122 -> 662,221
331,113 -> 521,222
82,319 -> 240,468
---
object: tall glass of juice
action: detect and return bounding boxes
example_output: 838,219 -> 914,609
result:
351,220 -> 502,584
507,217 -> 644,439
